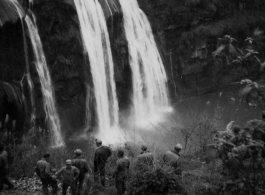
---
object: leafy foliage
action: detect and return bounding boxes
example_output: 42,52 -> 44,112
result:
128,167 -> 183,195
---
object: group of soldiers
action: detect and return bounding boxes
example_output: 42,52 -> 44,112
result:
35,149 -> 87,195
208,111 -> 265,178
0,138 -> 183,195
34,139 -> 113,195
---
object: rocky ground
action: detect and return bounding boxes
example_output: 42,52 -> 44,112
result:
1,176 -> 42,195
1,174 -> 114,195
1,176 -> 84,195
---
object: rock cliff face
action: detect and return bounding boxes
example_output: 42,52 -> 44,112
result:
1,0 -> 265,137
32,0 -> 87,136
137,0 -> 265,99
0,0 -> 87,136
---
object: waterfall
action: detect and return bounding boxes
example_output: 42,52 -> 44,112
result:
21,20 -> 36,125
74,0 -> 122,143
13,1 -> 36,125
119,0 -> 170,125
25,16 -> 63,146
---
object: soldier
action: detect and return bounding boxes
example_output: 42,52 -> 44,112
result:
94,139 -> 112,186
163,143 -> 182,175
0,144 -> 14,190
0,144 -> 14,191
113,149 -> 130,195
252,127 -> 265,142
140,144 -> 149,154
72,149 -> 89,195
55,159 -> 80,195
136,144 -> 154,170
35,153 -> 57,195
244,110 -> 265,132
242,143 -> 264,173
230,125 -> 242,145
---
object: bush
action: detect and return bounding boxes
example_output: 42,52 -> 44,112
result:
180,108 -> 225,156
128,166 -> 183,195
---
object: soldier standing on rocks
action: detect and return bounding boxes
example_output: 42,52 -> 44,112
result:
35,153 -> 58,195
55,159 -> 80,195
72,149 -> 89,195
94,139 -> 112,186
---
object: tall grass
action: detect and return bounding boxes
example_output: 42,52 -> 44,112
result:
0,127 -> 96,178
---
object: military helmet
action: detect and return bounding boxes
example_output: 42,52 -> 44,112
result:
174,143 -> 183,150
74,149 -> 82,155
141,144 -> 147,151
66,159 -> 72,165
233,125 -> 241,134
117,149 -> 124,157
95,139 -> 102,145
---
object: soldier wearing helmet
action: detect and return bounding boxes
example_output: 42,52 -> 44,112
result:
113,149 -> 130,195
35,153 -> 57,195
72,149 -> 89,195
140,144 -> 148,154
244,110 -> 265,138
163,143 -> 183,175
94,139 -> 112,186
55,159 -> 80,195
136,144 -> 154,170
230,125 -> 242,146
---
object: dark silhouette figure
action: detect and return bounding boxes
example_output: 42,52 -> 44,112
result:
94,139 -> 112,186
35,153 -> 57,195
0,143 -> 14,191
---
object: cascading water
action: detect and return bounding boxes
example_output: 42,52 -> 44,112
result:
24,16 -> 64,146
119,0 -> 170,126
13,0 -> 36,125
74,0 -> 122,143
21,21 -> 36,125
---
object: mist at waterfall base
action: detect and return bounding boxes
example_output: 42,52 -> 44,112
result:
111,91 -> 263,151
70,104 -> 176,150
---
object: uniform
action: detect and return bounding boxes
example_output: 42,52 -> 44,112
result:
114,157 -> 130,195
56,165 -> 80,195
94,145 -> 111,186
0,150 -> 13,191
35,158 -> 57,195
163,150 -> 181,175
72,157 -> 89,194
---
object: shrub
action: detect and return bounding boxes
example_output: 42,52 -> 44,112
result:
128,165 -> 183,195
180,107 -> 225,156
